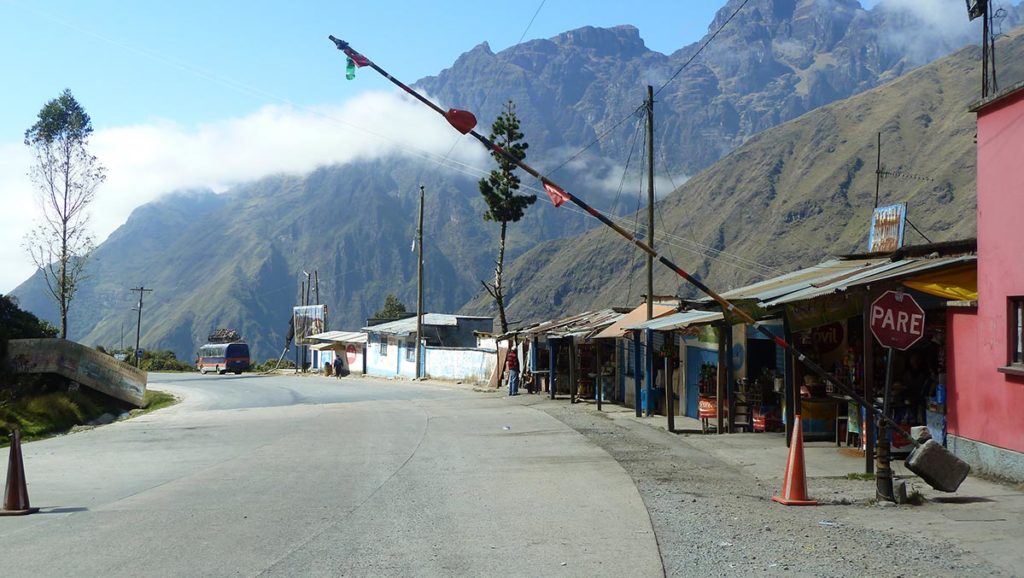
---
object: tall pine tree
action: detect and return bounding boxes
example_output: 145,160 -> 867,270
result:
478,101 -> 535,334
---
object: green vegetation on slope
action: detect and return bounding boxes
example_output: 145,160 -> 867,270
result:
470,29 -> 1024,324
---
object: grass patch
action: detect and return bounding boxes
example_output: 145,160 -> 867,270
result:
0,381 -> 179,445
843,472 -> 876,481
134,389 -> 178,415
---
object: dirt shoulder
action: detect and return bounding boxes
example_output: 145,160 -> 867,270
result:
521,396 -> 1012,577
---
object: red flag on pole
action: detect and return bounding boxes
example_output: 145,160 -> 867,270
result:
343,48 -> 370,67
543,180 -> 570,208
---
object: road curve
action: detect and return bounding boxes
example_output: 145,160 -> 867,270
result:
0,373 -> 663,577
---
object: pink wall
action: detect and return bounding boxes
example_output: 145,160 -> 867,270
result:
947,89 -> 1024,454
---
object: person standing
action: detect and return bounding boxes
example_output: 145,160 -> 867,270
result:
506,346 -> 520,396
333,356 -> 343,379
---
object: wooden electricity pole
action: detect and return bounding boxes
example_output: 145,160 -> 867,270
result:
415,185 -> 425,379
646,85 -> 655,321
130,286 -> 152,367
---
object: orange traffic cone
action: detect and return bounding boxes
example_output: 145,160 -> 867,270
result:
772,414 -> 817,506
1,429 -> 39,516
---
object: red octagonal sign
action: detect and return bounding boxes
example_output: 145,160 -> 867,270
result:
869,290 -> 926,350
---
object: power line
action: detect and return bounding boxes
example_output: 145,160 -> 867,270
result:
654,0 -> 752,97
545,0 -> 751,179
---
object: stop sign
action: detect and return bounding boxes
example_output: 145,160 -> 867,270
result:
869,291 -> 926,350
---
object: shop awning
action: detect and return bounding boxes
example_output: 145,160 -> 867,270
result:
627,309 -> 723,331
592,303 -> 676,339
763,255 -> 976,307
902,263 -> 978,301
306,330 -> 368,344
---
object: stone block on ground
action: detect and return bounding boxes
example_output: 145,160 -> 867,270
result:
906,439 -> 970,492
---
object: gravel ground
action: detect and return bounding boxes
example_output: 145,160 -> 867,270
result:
532,400 -> 1006,578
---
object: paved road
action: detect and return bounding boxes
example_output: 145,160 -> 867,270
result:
0,373 -> 662,577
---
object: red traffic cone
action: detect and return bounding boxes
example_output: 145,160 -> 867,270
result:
772,415 -> 817,506
1,429 -> 39,516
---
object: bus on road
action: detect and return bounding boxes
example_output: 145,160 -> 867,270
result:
196,342 -> 250,375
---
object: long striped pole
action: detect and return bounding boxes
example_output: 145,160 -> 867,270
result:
328,36 -> 915,445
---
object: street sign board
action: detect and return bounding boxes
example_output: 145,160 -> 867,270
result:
135,348 -> 145,359
869,291 -> 925,350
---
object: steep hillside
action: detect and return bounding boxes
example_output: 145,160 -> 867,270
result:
466,28 -> 1024,323
11,1 -> 1020,361
416,0 -> 1019,177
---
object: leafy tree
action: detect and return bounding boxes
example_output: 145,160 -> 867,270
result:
23,89 -> 106,339
373,294 -> 408,319
0,294 -> 58,384
0,294 -> 58,343
478,100 -> 535,334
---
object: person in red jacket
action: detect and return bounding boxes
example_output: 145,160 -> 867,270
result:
506,347 -> 520,396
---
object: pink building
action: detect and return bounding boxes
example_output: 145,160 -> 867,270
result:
947,82 -> 1024,481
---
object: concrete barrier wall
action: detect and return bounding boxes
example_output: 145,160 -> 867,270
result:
6,339 -> 147,407
424,347 -> 495,383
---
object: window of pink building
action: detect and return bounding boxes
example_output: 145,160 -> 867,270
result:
1011,297 -> 1024,367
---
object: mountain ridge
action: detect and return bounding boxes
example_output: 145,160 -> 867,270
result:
10,1 -> 1021,361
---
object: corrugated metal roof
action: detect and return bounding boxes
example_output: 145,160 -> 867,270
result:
764,255 -> 976,307
715,258 -> 889,304
362,314 -> 491,336
517,308 -> 627,339
307,330 -> 367,344
628,309 -> 723,331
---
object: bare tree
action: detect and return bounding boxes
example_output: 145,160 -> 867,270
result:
23,89 -> 106,339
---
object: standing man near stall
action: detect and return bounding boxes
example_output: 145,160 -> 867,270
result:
506,344 -> 520,396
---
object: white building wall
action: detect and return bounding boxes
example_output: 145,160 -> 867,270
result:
425,347 -> 496,383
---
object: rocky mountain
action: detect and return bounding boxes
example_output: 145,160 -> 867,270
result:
463,26 -> 1024,323
10,0 -> 1021,361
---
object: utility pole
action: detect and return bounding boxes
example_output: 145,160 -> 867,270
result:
646,84 -> 655,322
874,132 -> 881,208
297,279 -> 305,373
130,286 -> 152,367
314,270 -> 320,307
415,185 -> 425,379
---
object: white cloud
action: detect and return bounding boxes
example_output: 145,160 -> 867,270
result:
560,150 -> 686,200
0,90 -> 490,293
874,0 -> 985,65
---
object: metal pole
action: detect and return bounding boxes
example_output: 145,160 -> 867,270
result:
646,85 -> 655,322
664,345 -> 674,433
982,13 -> 988,98
301,279 -> 307,373
876,347 -> 896,501
783,314 -> 795,446
862,295 -> 876,474
596,341 -> 603,411
716,324 -> 726,434
314,270 -> 320,306
874,132 -> 881,208
549,339 -> 557,400
633,332 -> 642,417
416,185 -> 424,379
645,329 -> 654,417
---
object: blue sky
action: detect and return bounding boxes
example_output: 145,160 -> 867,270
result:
0,0 -> 929,294
0,0 -> 744,138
